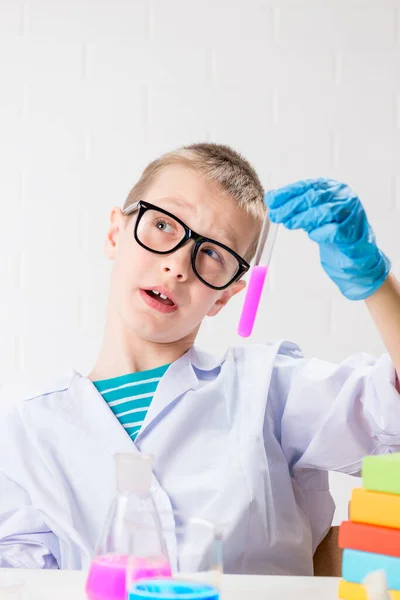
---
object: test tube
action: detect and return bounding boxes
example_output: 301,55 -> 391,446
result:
237,215 -> 279,338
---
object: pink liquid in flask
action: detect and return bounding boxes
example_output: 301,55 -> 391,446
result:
86,554 -> 171,600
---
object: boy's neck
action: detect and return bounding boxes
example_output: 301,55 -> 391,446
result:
88,312 -> 196,381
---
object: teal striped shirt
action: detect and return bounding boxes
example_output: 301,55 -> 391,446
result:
93,364 -> 170,441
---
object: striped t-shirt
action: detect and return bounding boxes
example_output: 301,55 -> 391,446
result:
93,364 -> 170,441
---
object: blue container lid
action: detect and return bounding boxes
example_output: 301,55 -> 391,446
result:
128,579 -> 219,600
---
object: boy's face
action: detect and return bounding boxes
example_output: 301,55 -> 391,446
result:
105,165 -> 257,346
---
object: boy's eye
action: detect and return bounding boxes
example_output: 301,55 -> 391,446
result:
202,247 -> 223,263
155,219 -> 175,233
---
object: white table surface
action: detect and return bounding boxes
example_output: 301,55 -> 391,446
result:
0,570 -> 342,600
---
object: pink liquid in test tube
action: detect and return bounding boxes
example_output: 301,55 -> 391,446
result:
237,265 -> 268,337
237,216 -> 279,338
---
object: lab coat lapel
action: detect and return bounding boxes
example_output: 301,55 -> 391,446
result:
67,372 -> 174,515
137,349 -> 200,440
68,370 -> 186,566
68,372 -> 137,455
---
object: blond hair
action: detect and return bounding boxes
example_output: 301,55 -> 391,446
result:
123,143 -> 266,262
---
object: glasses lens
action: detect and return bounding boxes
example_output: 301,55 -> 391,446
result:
195,241 -> 240,288
137,209 -> 186,252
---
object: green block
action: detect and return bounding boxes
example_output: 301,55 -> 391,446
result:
362,453 -> 400,495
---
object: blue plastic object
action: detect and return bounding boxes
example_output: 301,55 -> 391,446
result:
264,178 -> 391,301
342,548 -> 400,590
128,579 -> 220,600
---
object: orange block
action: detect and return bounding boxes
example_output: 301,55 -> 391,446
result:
350,488 -> 400,530
339,580 -> 400,600
339,520 -> 400,557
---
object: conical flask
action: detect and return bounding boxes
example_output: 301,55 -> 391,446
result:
86,453 -> 170,600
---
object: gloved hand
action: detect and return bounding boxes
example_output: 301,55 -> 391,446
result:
264,178 -> 391,301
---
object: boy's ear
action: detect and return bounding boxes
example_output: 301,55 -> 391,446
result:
207,279 -> 247,317
105,207 -> 125,260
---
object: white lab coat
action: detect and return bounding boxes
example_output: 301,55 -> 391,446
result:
0,340 -> 399,575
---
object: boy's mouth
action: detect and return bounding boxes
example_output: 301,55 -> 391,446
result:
145,289 -> 175,306
140,288 -> 178,314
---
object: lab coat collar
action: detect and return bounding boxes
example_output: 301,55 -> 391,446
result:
137,347 -> 201,438
66,344 -> 225,447
188,345 -> 226,372
137,345 -> 226,438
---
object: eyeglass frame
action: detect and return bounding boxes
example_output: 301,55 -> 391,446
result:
122,200 -> 251,290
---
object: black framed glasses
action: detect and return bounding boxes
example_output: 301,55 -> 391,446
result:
122,200 -> 250,290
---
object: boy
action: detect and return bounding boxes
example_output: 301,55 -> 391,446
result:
0,143 -> 399,575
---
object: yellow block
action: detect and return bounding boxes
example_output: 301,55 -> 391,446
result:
350,488 -> 400,529
339,580 -> 400,600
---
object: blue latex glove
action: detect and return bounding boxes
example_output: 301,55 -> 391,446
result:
264,178 -> 391,301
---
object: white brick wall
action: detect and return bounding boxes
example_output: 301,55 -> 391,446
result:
1,0 -> 400,523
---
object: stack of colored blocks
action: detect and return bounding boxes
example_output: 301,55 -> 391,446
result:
338,453 -> 400,600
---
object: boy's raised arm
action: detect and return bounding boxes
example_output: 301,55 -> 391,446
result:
265,178 -> 398,382
365,274 -> 400,390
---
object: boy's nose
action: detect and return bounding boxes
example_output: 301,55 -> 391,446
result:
160,243 -> 192,282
